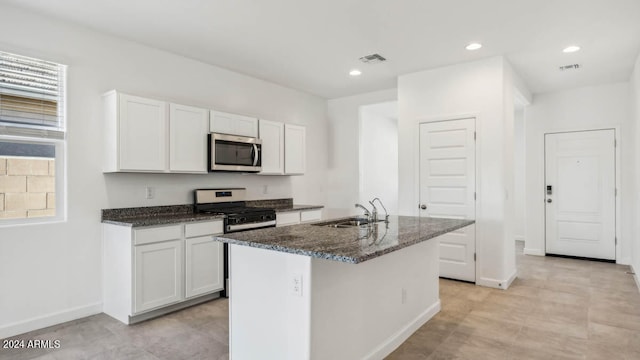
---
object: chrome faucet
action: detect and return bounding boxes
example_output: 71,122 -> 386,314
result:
368,201 -> 378,222
354,203 -> 371,221
370,198 -> 389,223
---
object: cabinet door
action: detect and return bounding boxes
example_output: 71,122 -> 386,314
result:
258,119 -> 284,175
210,110 -> 236,135
119,94 -> 167,171
276,211 -> 301,227
185,236 -> 224,298
169,103 -> 208,173
134,240 -> 183,313
300,209 -> 322,223
284,124 -> 306,175
210,111 -> 258,137
233,114 -> 259,138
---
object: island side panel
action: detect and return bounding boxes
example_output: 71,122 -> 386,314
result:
310,239 -> 440,360
229,244 -> 312,360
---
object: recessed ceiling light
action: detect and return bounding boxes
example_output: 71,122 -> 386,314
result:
349,69 -> 362,76
563,45 -> 581,53
465,43 -> 482,51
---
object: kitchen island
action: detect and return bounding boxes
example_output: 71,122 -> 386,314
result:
215,216 -> 474,360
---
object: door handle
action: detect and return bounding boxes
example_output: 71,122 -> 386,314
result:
252,144 -> 259,166
420,204 -> 427,210
546,199 -> 552,203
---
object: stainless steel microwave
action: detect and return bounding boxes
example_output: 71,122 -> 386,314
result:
208,133 -> 262,172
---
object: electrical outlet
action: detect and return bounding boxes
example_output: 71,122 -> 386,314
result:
263,185 -> 269,194
291,273 -> 303,297
401,288 -> 407,304
145,186 -> 155,199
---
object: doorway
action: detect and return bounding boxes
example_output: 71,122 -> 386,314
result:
358,101 -> 398,215
544,129 -> 616,260
419,118 -> 477,282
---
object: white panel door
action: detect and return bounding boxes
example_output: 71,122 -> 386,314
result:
185,236 -> 224,298
284,124 -> 306,175
258,119 -> 285,175
119,94 -> 167,171
169,103 -> 209,173
134,240 -> 183,313
545,130 -> 616,260
419,118 -> 476,282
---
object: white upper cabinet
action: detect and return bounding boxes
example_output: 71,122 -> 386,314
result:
258,119 -> 285,175
284,124 -> 306,175
104,92 -> 167,172
169,103 -> 209,173
210,110 -> 258,138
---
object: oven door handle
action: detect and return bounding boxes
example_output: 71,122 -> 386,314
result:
252,144 -> 259,167
227,220 -> 276,232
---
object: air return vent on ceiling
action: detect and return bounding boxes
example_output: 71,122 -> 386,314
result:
559,64 -> 581,71
359,54 -> 387,64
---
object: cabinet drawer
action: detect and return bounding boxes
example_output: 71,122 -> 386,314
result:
300,209 -> 322,223
185,220 -> 224,238
276,211 -> 300,227
134,225 -> 182,245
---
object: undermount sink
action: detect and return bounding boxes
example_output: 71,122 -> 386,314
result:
312,217 -> 384,228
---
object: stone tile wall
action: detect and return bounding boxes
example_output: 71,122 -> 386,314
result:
0,156 -> 56,219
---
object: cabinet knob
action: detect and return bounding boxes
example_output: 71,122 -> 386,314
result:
420,204 -> 427,210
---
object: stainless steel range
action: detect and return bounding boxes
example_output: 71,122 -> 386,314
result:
194,188 -> 276,297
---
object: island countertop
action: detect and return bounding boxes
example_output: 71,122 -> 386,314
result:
215,215 -> 474,264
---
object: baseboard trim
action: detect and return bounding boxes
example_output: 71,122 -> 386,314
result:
617,257 -> 631,266
364,300 -> 441,360
523,248 -> 545,256
477,270 -> 517,290
632,264 -> 640,294
0,302 -> 102,339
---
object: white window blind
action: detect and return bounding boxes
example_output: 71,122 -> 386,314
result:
0,51 -> 66,138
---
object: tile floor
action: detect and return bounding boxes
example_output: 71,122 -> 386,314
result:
1,242 -> 639,360
387,242 -> 640,359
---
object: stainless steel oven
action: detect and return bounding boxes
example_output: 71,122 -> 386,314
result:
208,133 -> 262,172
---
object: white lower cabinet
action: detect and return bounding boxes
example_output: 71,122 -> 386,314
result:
275,209 -> 322,227
185,236 -> 224,298
103,220 -> 224,324
134,239 -> 183,313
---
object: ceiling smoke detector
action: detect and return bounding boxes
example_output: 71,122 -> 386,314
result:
359,54 -> 387,64
559,64 -> 581,71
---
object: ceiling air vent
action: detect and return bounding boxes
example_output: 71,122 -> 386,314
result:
359,54 -> 387,64
559,64 -> 581,71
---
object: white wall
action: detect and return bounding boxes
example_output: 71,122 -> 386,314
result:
524,82 -> 632,263
359,102 -> 398,215
398,56 -> 521,288
326,89 -> 397,216
514,108 -> 526,241
0,4 -> 329,338
631,54 -> 640,278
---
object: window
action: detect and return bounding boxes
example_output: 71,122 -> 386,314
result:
0,51 -> 66,223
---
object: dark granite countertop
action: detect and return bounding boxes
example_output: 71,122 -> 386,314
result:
100,200 -> 323,227
102,213 -> 225,227
215,216 -> 474,264
101,204 -> 224,227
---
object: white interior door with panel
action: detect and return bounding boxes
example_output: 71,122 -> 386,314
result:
169,103 -> 209,173
419,118 -> 476,282
118,94 -> 167,171
544,130 -> 616,260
